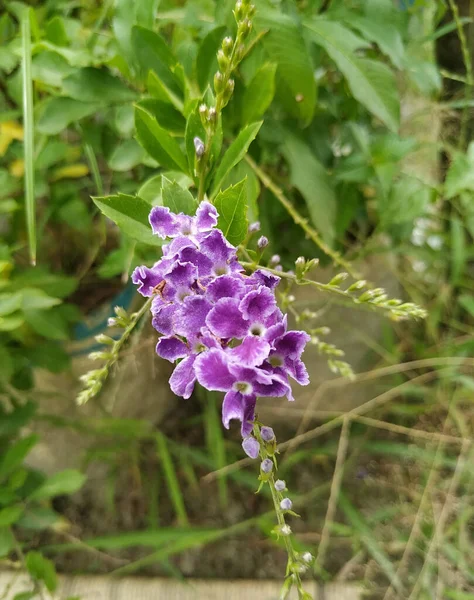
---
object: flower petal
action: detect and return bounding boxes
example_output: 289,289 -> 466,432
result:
194,348 -> 234,391
206,275 -> 246,302
156,336 -> 189,362
131,265 -> 163,297
239,286 -> 277,322
169,355 -> 196,399
174,296 -> 212,338
249,269 -> 280,290
149,206 -> 180,238
151,304 -> 176,336
241,395 -> 256,437
195,201 -> 218,231
228,336 -> 271,367
206,298 -> 249,339
274,330 -> 311,360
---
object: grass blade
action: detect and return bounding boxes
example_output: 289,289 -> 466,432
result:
22,10 -> 36,265
339,492 -> 405,596
155,433 -> 188,526
204,391 -> 228,508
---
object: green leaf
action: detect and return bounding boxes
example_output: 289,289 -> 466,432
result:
18,507 -> 59,531
0,527 -> 14,558
196,26 -> 227,92
222,160 -> 260,223
37,98 -> 100,135
62,67 -> 136,103
26,341 -> 70,373
459,294 -> 474,317
241,62 -> 276,125
107,139 -> 145,172
348,14 -> 405,69
0,293 -> 22,316
156,433 -> 188,527
339,493 -> 405,596
20,289 -> 61,311
210,121 -> 262,198
31,51 -> 73,87
0,434 -> 38,482
445,143 -> 474,198
132,25 -> 183,102
136,99 -> 185,135
13,270 -> 77,299
92,193 -> 162,246
282,131 -> 336,244
24,309 -> 69,340
214,179 -> 248,246
25,551 -> 57,592
161,177 -> 197,216
0,505 -> 24,527
30,469 -> 86,501
135,106 -> 189,173
305,17 -> 399,132
379,176 -> 432,228
0,345 -> 13,382
0,313 -> 24,332
254,8 -> 316,125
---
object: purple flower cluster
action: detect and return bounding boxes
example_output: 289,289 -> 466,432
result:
132,201 -> 310,437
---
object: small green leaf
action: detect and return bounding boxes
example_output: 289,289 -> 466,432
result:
459,294 -> 474,317
0,505 -> 24,527
30,469 -> 86,501
214,179 -> 248,246
348,12 -> 404,69
0,527 -> 14,558
305,17 -> 399,131
241,63 -> 276,125
137,99 -> 185,135
135,106 -> 189,174
62,67 -> 136,103
282,131 -> 336,244
18,507 -> 59,531
0,434 -> 38,482
0,293 -> 22,316
254,8 -> 316,125
107,139 -> 145,172
210,121 -> 262,198
156,433 -> 188,527
161,177 -> 197,216
26,551 -> 57,592
24,309 -> 69,340
37,97 -> 100,135
20,289 -> 61,311
92,193 -> 162,246
196,25 -> 227,92
445,144 -> 474,198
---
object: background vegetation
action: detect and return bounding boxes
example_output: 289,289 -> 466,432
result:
0,0 -> 473,598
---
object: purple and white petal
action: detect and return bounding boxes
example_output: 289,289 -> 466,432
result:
156,336 -> 189,362
241,395 -> 256,437
274,330 -> 311,360
164,261 -> 198,292
174,296 -> 212,338
221,390 -> 245,430
239,286 -> 277,322
249,269 -> 280,290
149,206 -> 180,238
151,304 -> 176,336
195,201 -> 218,231
131,266 -> 163,297
169,355 -> 197,399
206,298 -> 249,339
194,348 -> 234,391
206,275 -> 246,302
228,336 -> 271,367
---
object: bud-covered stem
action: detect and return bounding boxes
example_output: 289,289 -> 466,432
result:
252,423 -> 313,600
196,0 -> 255,202
77,297 -> 152,405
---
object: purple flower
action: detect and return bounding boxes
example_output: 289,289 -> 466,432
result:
257,235 -> 268,249
242,436 -> 259,459
131,200 -> 311,439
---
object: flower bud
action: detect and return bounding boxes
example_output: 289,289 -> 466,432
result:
248,221 -> 260,233
234,1 -> 244,21
257,236 -> 268,249
95,334 -> 114,345
260,426 -> 274,442
260,458 -> 273,473
302,552 -> 313,564
107,317 -> 118,327
217,49 -> 229,71
208,107 -> 217,121
274,479 -> 286,492
269,254 -> 280,266
193,136 -> 205,158
242,436 -> 259,459
222,36 -> 233,56
280,498 -> 292,510
214,71 -> 224,93
239,18 -> 252,39
280,524 -> 291,536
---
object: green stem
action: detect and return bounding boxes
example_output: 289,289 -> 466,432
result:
245,155 -> 361,279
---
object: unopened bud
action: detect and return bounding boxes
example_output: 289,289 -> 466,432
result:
275,479 -> 286,491
248,221 -> 260,233
240,18 -> 252,39
280,498 -> 292,510
222,36 -> 233,55
257,236 -> 268,249
107,317 -> 118,327
269,254 -> 280,266
208,107 -> 217,121
280,524 -> 292,536
242,436 -> 259,459
260,458 -> 273,473
260,426 -> 275,442
302,552 -> 313,563
194,136 -> 205,158
214,71 -> 224,93
217,49 -> 229,71
95,334 -> 114,345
